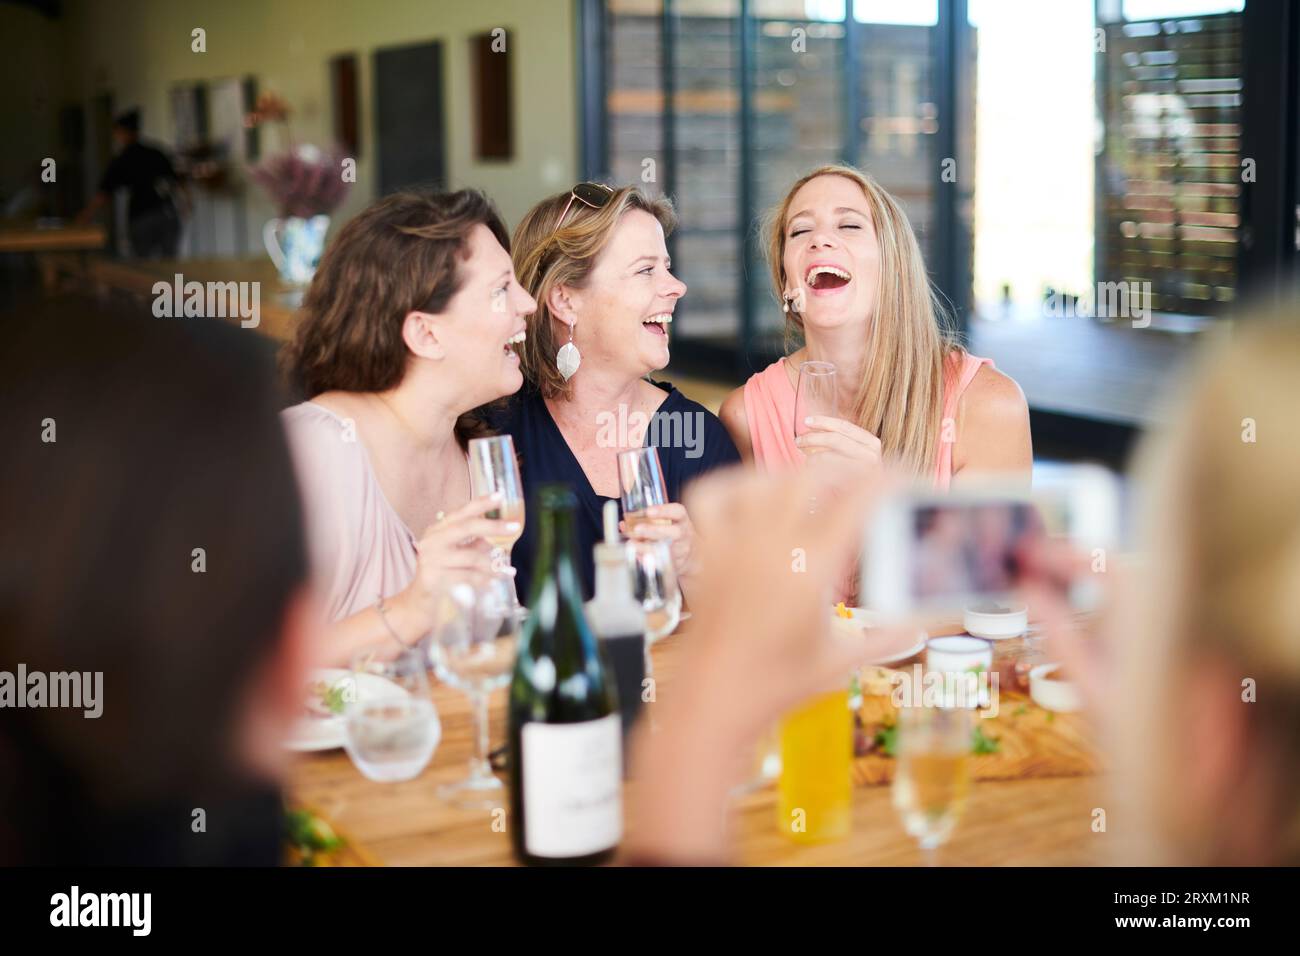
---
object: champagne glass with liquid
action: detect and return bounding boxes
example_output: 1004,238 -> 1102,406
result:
891,704 -> 973,863
617,447 -> 670,531
428,581 -> 519,808
468,435 -> 526,615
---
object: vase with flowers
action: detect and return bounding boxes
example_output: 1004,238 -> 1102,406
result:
246,92 -> 350,286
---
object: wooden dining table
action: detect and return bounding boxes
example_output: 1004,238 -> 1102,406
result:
289,624 -> 1105,866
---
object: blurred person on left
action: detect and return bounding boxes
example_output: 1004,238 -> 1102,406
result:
0,297 -> 310,865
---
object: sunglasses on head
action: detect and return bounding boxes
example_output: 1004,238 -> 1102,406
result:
554,182 -> 614,232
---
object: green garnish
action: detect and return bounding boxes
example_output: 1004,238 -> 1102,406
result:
322,682 -> 349,715
1013,704 -> 1028,717
971,725 -> 1001,755
285,808 -> 344,866
873,722 -> 898,757
1045,710 -> 1056,724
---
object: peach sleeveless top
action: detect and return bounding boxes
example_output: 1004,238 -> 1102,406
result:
741,351 -> 993,489
741,351 -> 993,602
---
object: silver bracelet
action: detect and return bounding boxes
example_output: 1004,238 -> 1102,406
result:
376,595 -> 410,650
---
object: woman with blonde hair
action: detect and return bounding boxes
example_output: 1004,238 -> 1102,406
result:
721,165 -> 1030,479
492,183 -> 740,600
719,164 -> 1031,601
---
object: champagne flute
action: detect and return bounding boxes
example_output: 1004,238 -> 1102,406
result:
468,435 -> 526,615
618,446 -> 670,531
628,538 -> 681,679
343,643 -> 441,783
891,705 -> 973,864
793,360 -> 839,442
428,581 -> 519,809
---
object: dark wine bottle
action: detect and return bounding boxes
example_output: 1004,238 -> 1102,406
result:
508,484 -> 622,865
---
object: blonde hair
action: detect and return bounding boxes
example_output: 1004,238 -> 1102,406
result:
511,185 -> 677,401
1115,311 -> 1300,864
765,164 -> 960,474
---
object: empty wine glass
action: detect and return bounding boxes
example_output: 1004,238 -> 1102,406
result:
628,538 -> 681,679
793,360 -> 839,443
343,644 -> 441,783
428,581 -> 519,808
468,435 -> 526,616
617,447 -> 670,531
891,705 -> 973,864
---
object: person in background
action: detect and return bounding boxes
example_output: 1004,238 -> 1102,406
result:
279,189 -> 537,666
0,296 -> 309,865
1025,312 -> 1300,866
498,183 -> 740,600
76,109 -> 188,258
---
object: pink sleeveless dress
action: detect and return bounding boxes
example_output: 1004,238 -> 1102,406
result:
741,351 -> 993,601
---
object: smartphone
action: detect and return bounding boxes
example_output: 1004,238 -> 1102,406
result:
861,464 -> 1119,618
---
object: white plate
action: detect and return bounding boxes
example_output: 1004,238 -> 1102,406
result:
285,668 -> 412,752
832,608 -> 928,665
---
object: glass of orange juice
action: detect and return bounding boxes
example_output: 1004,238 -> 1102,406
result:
777,687 -> 852,843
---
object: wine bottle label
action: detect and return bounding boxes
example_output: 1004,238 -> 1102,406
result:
522,713 -> 622,858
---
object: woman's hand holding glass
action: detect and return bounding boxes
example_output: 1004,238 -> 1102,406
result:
388,493 -> 521,644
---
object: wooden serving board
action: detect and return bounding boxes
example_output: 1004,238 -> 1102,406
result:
853,689 -> 1102,786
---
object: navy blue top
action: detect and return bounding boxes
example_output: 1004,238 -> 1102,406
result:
488,381 -> 741,601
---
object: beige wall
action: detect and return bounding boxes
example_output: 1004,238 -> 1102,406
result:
55,0 -> 578,245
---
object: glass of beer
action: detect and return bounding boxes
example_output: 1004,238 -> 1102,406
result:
778,687 -> 853,843
891,704 -> 973,862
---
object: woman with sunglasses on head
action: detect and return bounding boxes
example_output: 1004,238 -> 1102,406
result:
491,183 -> 740,600
280,189 -> 538,665
719,165 -> 1031,601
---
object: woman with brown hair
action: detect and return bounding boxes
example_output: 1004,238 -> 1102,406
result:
280,189 -> 537,664
719,164 -> 1032,602
496,183 -> 740,600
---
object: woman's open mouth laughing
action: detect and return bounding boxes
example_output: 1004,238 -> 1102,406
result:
643,312 -> 673,338
805,264 -> 852,296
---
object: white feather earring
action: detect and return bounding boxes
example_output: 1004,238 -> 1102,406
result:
556,321 -> 581,380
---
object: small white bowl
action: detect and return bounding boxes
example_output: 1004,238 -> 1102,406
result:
1029,663 -> 1081,713
963,602 -> 1028,640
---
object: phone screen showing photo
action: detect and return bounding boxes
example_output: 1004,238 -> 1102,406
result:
910,500 -> 1045,604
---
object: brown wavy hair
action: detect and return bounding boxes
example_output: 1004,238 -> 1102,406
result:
280,189 -> 509,446
511,184 -> 676,401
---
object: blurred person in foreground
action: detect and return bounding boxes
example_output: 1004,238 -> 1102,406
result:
0,297 -> 310,864
1025,312 -> 1300,866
